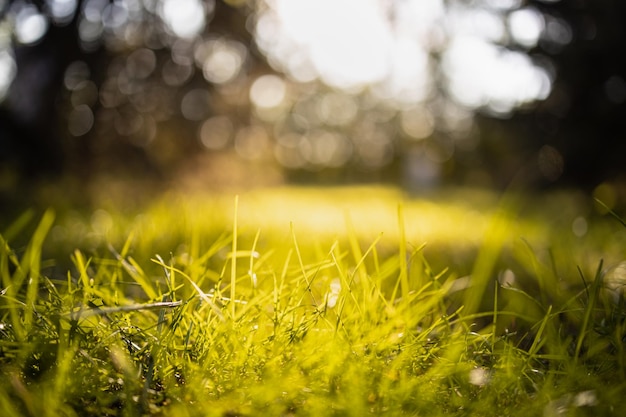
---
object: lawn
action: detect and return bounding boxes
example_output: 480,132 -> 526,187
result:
1,185 -> 626,416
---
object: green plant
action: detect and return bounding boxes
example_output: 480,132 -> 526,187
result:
1,189 -> 625,416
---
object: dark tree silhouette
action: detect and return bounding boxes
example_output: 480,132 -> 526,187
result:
517,0 -> 626,187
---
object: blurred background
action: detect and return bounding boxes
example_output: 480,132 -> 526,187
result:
0,0 -> 625,204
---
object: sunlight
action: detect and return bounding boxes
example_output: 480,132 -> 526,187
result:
315,92 -> 358,127
324,278 -> 341,309
255,0 -> 552,114
400,106 -> 435,140
199,39 -> 246,84
14,4 -> 48,45
276,0 -> 390,89
47,0 -> 79,25
480,0 -> 522,10
159,0 -> 209,39
255,0 -> 444,99
508,7 -> 544,48
250,74 -> 287,109
443,36 -> 551,114
469,367 -> 490,386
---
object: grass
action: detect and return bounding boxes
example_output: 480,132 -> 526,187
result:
1,185 -> 626,416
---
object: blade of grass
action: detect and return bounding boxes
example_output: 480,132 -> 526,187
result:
72,249 -> 92,295
492,280 -> 498,346
108,245 -> 158,300
152,257 -> 224,320
464,193 -> 519,317
397,203 -> 409,301
21,210 -> 55,335
249,228 -> 261,290
574,260 -> 604,363
66,300 -> 184,320
350,232 -> 383,304
1,210 -> 34,242
527,305 -> 553,358
231,195 -> 239,318
291,222 -> 319,306
344,212 -> 373,303
594,198 -> 626,228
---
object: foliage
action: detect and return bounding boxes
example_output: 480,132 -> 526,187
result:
1,188 -> 626,416
3,0 -> 626,189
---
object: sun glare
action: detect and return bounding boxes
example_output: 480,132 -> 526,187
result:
47,0 -> 79,25
508,7 -> 544,48
159,0 -> 210,39
275,0 -> 391,89
256,0 -> 552,114
14,4 -> 48,45
443,36 -> 550,114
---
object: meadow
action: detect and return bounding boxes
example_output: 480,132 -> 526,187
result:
1,185 -> 626,416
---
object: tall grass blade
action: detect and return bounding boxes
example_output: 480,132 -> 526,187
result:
528,305 -> 553,358
574,260 -> 604,363
594,197 -> 626,228
1,210 -> 34,242
72,249 -> 92,294
231,195 -> 239,318
464,193 -> 518,316
109,244 -> 158,300
152,257 -> 224,320
20,210 -> 55,335
67,300 -> 184,320
291,222 -> 318,306
397,203 -> 409,300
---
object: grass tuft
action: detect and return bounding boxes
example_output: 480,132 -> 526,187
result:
1,188 -> 625,416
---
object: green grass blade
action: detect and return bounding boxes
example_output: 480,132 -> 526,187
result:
594,197 -> 626,228
230,195 -> 239,318
397,203 -> 409,301
108,245 -> 158,300
1,210 -> 34,242
464,193 -> 519,316
20,210 -> 55,335
575,260 -> 604,363
528,305 -> 553,358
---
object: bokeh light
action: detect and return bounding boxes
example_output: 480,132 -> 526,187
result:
508,7 -> 544,48
0,50 -> 16,101
159,0 -> 209,39
250,75 -> 287,110
181,89 -> 212,121
442,36 -> 551,115
200,38 -> 246,84
604,76 -> 626,105
68,104 -> 94,136
0,0 -> 581,188
200,116 -> 234,150
13,3 -> 48,45
401,107 -> 435,140
46,0 -> 79,25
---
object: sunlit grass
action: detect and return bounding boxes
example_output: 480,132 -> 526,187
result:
1,186 -> 626,416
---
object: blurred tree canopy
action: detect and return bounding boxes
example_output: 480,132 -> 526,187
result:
0,0 -> 625,195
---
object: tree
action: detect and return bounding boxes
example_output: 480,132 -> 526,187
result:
1,0 -> 625,191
